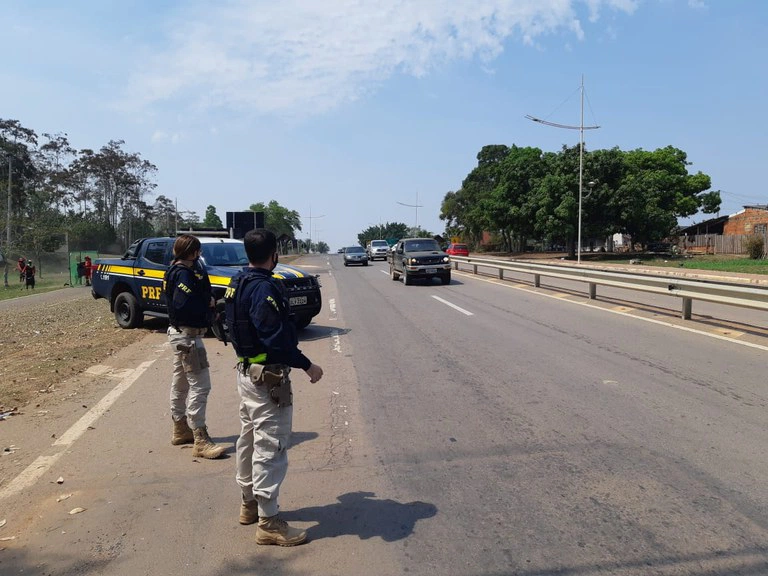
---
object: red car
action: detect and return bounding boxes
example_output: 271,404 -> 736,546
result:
445,243 -> 469,257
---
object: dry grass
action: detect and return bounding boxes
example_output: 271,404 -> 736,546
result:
0,298 -> 146,408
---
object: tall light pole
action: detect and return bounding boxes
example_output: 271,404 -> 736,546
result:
526,75 -> 600,263
301,206 -> 325,253
397,192 -> 423,232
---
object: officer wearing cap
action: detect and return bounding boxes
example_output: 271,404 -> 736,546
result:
225,228 -> 323,547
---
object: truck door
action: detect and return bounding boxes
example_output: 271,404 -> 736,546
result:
135,239 -> 172,313
393,242 -> 404,271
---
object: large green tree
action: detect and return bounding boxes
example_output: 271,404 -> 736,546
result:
443,142 -> 721,254
357,222 -> 409,248
248,200 -> 302,239
203,205 -> 223,228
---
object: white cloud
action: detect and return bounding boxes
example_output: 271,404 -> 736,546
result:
125,0 -> 639,117
151,130 -> 182,144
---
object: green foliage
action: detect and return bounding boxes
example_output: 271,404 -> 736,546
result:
67,215 -> 117,251
203,205 -> 223,228
443,142 -> 720,254
743,235 -> 764,259
357,222 -> 409,247
249,200 -> 302,239
315,241 -> 329,254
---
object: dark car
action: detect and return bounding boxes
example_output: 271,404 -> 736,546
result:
389,238 -> 451,285
343,246 -> 369,266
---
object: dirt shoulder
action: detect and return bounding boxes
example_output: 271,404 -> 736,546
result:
0,288 -> 148,410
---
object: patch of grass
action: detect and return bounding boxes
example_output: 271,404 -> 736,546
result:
600,255 -> 768,274
0,272 -> 75,301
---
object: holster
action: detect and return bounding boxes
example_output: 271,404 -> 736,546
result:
248,363 -> 293,407
176,341 -> 209,373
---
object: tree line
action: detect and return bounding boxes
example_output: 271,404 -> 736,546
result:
440,144 -> 721,254
0,118 -> 166,268
0,118 -> 320,280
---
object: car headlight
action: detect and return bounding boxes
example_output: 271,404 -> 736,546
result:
443,256 -> 450,263
408,258 -> 417,265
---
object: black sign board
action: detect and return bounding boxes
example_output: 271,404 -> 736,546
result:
226,211 -> 265,239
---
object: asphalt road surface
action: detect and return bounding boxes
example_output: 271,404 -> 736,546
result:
1,255 -> 767,575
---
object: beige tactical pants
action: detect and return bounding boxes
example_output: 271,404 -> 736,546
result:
168,326 -> 211,430
235,365 -> 293,518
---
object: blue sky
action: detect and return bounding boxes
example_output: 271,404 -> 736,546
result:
3,0 -> 766,250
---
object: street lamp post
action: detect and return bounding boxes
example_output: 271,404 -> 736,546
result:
397,192 -> 423,232
526,75 -> 600,263
301,207 -> 325,254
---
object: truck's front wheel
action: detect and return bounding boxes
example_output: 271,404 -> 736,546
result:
114,292 -> 143,329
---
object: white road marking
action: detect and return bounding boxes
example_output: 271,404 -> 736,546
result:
454,270 -> 768,352
380,270 -> 389,275
0,454 -> 66,501
0,360 -> 155,501
431,295 -> 474,316
54,361 -> 155,447
329,298 -> 338,320
331,330 -> 342,353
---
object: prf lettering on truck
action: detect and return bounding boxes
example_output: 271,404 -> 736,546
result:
141,285 -> 164,300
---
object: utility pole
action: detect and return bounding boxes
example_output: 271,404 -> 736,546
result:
301,206 -> 325,254
526,75 -> 600,263
397,192 -> 423,233
4,154 -> 11,287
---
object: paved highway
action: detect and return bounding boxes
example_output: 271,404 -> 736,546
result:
1,254 -> 767,575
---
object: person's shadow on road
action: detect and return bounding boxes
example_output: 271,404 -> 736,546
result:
282,491 -> 437,542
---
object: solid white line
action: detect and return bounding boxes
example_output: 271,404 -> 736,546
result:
0,359 -> 155,501
380,270 -> 389,275
431,295 -> 474,316
454,270 -> 768,352
0,454 -> 66,501
54,360 -> 154,447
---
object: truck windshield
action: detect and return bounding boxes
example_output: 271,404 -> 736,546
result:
200,243 -> 250,266
403,240 -> 441,252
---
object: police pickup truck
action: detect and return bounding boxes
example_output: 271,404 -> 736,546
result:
91,236 -> 322,330
389,237 -> 451,285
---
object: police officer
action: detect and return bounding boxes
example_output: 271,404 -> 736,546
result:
225,228 -> 323,547
164,234 -> 225,459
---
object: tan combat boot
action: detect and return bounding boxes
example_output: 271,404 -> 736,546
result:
256,515 -> 307,546
192,426 -> 225,459
239,498 -> 259,525
171,417 -> 194,445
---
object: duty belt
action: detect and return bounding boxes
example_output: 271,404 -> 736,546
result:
237,353 -> 268,365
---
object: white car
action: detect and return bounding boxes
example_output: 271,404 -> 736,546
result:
367,239 -> 390,261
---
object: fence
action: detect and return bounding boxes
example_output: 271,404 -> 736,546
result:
451,256 -> 768,320
679,233 -> 768,255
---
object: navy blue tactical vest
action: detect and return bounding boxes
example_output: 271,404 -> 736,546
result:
164,262 -> 211,329
224,270 -> 270,360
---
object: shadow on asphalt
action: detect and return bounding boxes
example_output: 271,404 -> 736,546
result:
298,325 -> 350,342
289,430 -> 319,448
281,491 -> 437,542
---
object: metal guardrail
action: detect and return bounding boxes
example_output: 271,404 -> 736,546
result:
451,256 -> 768,319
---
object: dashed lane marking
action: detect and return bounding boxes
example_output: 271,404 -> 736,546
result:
431,295 -> 474,316
331,330 -> 342,353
